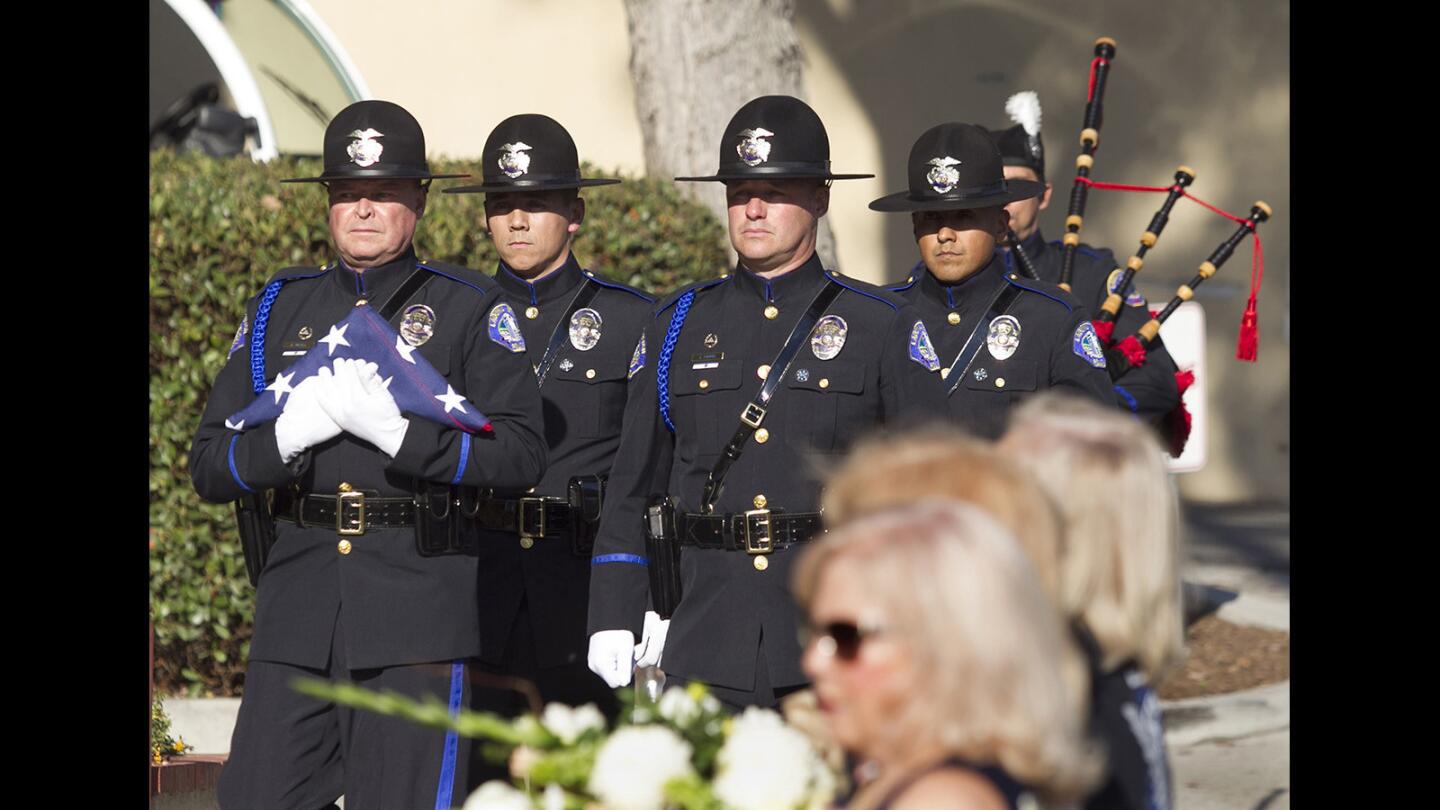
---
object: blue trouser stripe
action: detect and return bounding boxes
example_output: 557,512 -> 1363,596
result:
451,433 -> 471,486
433,660 -> 465,810
228,434 -> 254,493
592,553 -> 647,566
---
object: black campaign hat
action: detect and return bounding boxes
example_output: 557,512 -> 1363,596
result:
675,95 -> 873,182
868,122 -> 1044,213
443,114 -> 620,194
282,99 -> 466,183
990,90 -> 1046,181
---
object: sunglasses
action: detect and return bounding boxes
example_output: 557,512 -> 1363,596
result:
798,619 -> 887,662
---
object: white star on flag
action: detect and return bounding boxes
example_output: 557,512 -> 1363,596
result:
267,371 -> 296,403
225,418 -> 245,431
395,336 -> 418,364
435,384 -> 468,414
319,323 -> 351,356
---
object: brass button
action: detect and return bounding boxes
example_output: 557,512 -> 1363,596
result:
757,364 -> 770,380
527,487 -> 536,494
520,537 -> 535,550
819,378 -> 830,389
525,306 -> 539,319
337,539 -> 352,555
764,305 -> 779,320
338,482 -> 353,493
698,379 -> 710,390
1009,274 -> 1017,280
947,311 -> 961,325
996,377 -> 1006,388
585,369 -> 596,379
755,428 -> 770,444
753,555 -> 770,571
753,494 -> 768,509
720,273 -> 730,279
940,368 -> 950,380
906,276 -> 914,283
355,299 -> 367,307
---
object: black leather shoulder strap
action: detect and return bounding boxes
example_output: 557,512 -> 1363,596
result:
535,280 -> 602,387
378,265 -> 439,321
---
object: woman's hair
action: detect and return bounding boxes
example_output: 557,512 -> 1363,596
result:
999,393 -> 1186,679
793,500 -> 1101,804
821,426 -> 1066,604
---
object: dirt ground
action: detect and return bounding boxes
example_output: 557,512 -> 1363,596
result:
1156,616 -> 1289,700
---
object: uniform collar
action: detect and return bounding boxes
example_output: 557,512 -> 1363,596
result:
332,247 -> 417,300
916,250 -> 1005,308
494,252 -> 585,307
731,251 -> 827,304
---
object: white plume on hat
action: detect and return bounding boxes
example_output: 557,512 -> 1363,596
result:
1005,91 -> 1042,136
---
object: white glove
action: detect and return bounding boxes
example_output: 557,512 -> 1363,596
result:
274,375 -> 342,463
315,358 -> 411,457
634,610 -> 670,669
588,630 -> 637,688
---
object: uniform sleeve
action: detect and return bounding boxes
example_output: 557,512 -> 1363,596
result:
587,314 -> 672,637
1050,304 -> 1119,406
880,304 -> 951,424
1107,302 -> 1181,421
189,299 -> 306,504
387,297 -> 547,489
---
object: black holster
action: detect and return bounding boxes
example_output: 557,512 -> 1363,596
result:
643,495 -> 683,619
566,474 -> 607,557
414,482 -> 480,557
234,491 -> 277,587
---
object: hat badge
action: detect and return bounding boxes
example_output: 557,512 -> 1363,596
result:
347,129 -> 385,167
736,128 -> 775,167
926,156 -> 962,194
498,142 -> 533,178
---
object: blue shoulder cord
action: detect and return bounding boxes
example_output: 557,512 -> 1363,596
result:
249,280 -> 284,394
656,290 -> 695,433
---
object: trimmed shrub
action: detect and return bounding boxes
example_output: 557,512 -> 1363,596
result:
150,150 -> 728,695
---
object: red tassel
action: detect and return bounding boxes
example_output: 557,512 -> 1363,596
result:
1174,369 -> 1195,396
1165,401 -> 1193,457
1149,309 -> 1160,320
1235,295 -> 1259,361
482,423 -> 494,433
1091,319 -> 1116,345
1115,335 -> 1147,367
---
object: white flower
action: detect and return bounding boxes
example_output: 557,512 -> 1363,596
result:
588,725 -> 695,810
542,783 -> 565,810
656,686 -> 700,724
540,702 -> 606,745
713,707 -> 824,810
463,780 -> 535,810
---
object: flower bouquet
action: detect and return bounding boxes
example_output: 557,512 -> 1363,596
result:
294,675 -> 841,810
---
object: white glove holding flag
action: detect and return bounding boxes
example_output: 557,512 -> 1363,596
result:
587,630 -> 638,688
316,358 -> 411,457
634,610 -> 670,669
274,375 -> 342,463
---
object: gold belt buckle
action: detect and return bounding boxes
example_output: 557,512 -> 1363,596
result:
518,497 -> 547,540
337,489 -> 366,536
743,509 -> 772,554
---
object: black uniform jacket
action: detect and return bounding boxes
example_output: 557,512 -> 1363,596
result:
1076,627 -> 1174,810
480,254 -> 654,669
189,250 -> 547,670
1011,230 -> 1180,421
888,252 -> 1114,440
588,253 -> 950,691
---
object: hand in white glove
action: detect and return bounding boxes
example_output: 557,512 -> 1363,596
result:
634,610 -> 670,669
274,375 -> 342,463
587,630 -> 637,688
315,358 -> 411,457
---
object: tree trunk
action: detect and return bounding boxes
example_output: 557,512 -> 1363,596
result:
624,0 -> 840,271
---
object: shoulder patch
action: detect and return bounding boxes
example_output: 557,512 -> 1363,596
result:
826,271 -> 900,311
487,302 -> 527,352
656,275 -> 730,315
583,270 -> 656,304
1005,274 -> 1075,313
1073,322 -> 1108,368
628,332 -> 647,379
227,313 -> 248,359
908,320 -> 941,371
1106,268 -> 1148,307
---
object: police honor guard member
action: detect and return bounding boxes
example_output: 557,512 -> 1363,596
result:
990,91 -> 1182,421
586,95 -> 950,710
439,115 -> 653,725
872,122 -> 1115,440
188,101 -> 547,810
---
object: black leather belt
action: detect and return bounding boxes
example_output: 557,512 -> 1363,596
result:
473,495 -> 574,540
273,488 -> 416,535
676,510 -> 824,553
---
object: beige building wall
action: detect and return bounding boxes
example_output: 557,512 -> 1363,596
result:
301,0 -> 1289,505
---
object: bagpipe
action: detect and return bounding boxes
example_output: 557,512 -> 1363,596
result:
1058,37 -> 1117,293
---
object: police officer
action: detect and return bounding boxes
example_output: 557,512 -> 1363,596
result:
989,91 -> 1182,422
440,115 -> 653,725
188,100 -> 547,810
873,121 -> 1115,440
586,95 -> 949,710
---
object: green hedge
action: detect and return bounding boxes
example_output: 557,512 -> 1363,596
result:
150,150 -> 729,696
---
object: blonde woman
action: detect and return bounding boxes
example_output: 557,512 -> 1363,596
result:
794,500 -> 1100,810
999,394 -> 1185,810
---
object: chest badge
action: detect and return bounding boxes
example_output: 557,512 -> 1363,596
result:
488,302 -> 528,353
570,307 -> 603,351
795,368 -> 810,383
986,315 -> 1021,361
1073,322 -> 1108,368
399,304 -> 437,347
628,333 -> 647,380
704,332 -> 719,349
909,320 -> 941,371
810,315 -> 848,361
298,326 -> 313,341
926,156 -> 962,194
559,358 -> 574,372
736,128 -> 774,166
499,142 -> 532,178
346,128 -> 384,167
974,368 -> 988,381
